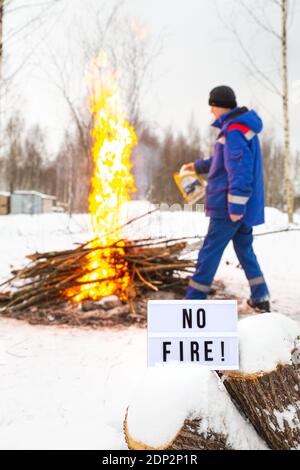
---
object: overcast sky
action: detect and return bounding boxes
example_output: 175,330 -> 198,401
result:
3,0 -> 300,155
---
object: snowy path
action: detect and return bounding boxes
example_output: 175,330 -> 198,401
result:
0,319 -> 145,450
218,228 -> 300,322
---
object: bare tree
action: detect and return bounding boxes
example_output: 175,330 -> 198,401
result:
43,1 -> 162,213
44,51 -> 93,215
23,124 -> 46,190
261,130 -> 285,209
117,17 -> 163,128
0,0 -> 4,84
75,1 -> 163,128
54,125 -> 93,213
294,151 -> 300,210
4,113 -> 24,192
3,0 -> 63,76
280,0 -> 293,223
0,1 -> 65,132
218,0 -> 295,223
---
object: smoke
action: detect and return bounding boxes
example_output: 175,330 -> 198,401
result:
131,140 -> 160,200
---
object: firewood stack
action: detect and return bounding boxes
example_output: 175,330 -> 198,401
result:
0,236 -> 198,317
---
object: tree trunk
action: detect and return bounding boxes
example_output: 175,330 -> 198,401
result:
68,150 -> 73,216
124,411 -> 231,450
0,0 -> 4,144
281,0 -> 294,223
0,0 -> 3,83
220,361 -> 300,450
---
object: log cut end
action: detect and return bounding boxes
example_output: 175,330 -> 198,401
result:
123,363 -> 265,450
124,408 -> 230,451
124,409 -> 179,450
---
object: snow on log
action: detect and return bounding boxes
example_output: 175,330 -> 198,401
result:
220,313 -> 300,450
124,363 -> 266,450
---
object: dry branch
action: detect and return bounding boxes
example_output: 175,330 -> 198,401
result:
0,236 -> 197,314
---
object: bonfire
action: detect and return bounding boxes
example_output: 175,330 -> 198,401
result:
0,50 -> 199,324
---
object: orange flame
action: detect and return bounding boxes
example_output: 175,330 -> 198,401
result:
66,50 -> 137,302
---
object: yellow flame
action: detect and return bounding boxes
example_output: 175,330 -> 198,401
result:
65,50 -> 137,302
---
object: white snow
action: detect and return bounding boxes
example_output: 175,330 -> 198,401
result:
0,204 -> 300,449
219,208 -> 300,321
0,319 -> 145,450
238,313 -> 300,373
0,213 -> 91,282
0,205 -> 299,319
127,312 -> 299,450
273,404 -> 300,432
126,362 -> 267,450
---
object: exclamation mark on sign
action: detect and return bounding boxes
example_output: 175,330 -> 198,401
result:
221,341 -> 225,362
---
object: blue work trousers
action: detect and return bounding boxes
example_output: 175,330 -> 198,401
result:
186,218 -> 269,302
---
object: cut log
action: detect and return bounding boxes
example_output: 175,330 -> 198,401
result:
220,362 -> 300,450
124,410 -> 230,450
170,419 -> 229,450
123,364 -> 266,450
219,313 -> 300,450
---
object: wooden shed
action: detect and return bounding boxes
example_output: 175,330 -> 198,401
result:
0,192 -> 10,215
10,191 -> 56,215
41,194 -> 57,213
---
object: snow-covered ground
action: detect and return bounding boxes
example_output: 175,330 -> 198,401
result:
0,319 -> 144,450
0,204 -> 299,319
0,204 -> 299,449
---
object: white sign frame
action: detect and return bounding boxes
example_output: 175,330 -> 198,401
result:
147,299 -> 239,370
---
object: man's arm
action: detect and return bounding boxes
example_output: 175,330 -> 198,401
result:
194,157 -> 213,175
224,130 -> 254,218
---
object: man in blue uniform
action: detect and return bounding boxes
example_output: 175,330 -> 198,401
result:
183,85 -> 270,312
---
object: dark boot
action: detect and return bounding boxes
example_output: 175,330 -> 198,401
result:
247,298 -> 271,313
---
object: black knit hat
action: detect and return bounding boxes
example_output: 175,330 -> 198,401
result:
209,85 -> 237,109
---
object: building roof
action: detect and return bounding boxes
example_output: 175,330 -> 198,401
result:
12,191 -> 56,200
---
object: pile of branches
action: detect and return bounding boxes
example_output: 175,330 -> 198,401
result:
0,236 -> 198,315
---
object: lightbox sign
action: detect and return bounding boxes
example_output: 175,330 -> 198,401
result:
148,300 -> 239,370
